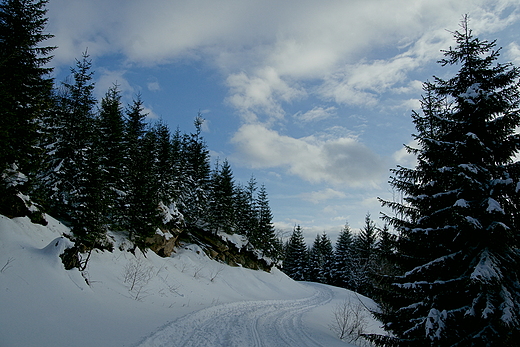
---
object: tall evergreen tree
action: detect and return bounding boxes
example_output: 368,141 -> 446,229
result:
153,120 -> 175,205
354,212 -> 379,295
97,84 -> 125,226
253,184 -> 281,259
208,159 -> 236,233
283,225 -> 308,281
178,115 -> 211,225
59,54 -> 108,246
122,97 -> 160,246
332,222 -> 357,289
308,234 -> 324,282
307,232 -> 334,284
0,0 -> 54,217
372,20 -> 520,346
356,212 -> 378,262
70,134 -> 109,247
48,53 -> 97,220
374,223 -> 398,276
234,176 -> 258,237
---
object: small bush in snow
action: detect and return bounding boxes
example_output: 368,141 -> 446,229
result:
122,257 -> 154,301
329,298 -> 370,344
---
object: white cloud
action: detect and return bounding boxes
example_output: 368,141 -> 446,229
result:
318,29 -> 452,107
393,140 -> 419,168
142,105 -> 159,120
147,81 -> 161,92
293,106 -> 337,123
225,67 -> 306,123
300,188 -> 346,204
95,69 -> 134,100
507,42 -> 520,66
230,123 -> 386,186
46,0 -> 520,123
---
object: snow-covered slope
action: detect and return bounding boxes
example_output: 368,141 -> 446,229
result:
0,215 -> 384,346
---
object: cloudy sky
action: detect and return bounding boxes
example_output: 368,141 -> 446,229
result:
45,0 -> 520,242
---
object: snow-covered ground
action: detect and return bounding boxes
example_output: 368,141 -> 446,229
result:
0,215 -> 384,346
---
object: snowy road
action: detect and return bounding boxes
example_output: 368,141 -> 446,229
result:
135,283 -> 345,347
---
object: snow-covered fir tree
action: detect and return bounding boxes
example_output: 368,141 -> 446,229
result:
308,234 -> 324,282
307,232 -> 334,284
374,223 -> 398,277
0,0 -> 54,219
332,222 -> 357,290
121,97 -> 161,245
97,84 -> 125,227
252,184 -> 281,259
354,212 -> 379,296
283,225 -> 308,281
372,19 -> 520,346
45,53 -> 97,218
234,176 -> 258,237
178,115 -> 211,226
208,159 -> 236,234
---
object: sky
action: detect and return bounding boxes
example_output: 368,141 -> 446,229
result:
44,0 -> 520,242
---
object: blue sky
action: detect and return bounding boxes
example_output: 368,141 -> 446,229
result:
45,0 -> 520,242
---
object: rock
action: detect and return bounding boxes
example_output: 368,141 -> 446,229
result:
146,229 -> 182,257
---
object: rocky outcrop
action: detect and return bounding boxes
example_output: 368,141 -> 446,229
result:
180,226 -> 272,271
146,229 -> 182,257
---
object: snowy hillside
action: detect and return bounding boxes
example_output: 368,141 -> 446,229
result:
0,215 -> 384,347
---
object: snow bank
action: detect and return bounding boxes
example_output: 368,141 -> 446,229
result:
0,215 -> 383,346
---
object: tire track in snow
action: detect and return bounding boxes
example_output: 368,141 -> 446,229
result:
135,283 -> 334,347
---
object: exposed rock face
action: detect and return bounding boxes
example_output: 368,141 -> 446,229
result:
0,193 -> 47,225
146,229 -> 182,257
180,226 -> 272,271
140,221 -> 272,271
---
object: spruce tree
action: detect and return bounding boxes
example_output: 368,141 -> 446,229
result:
332,222 -> 357,289
59,54 -> 108,247
122,97 -> 160,246
178,115 -> 211,226
308,232 -> 334,284
234,178 -> 258,237
356,212 -> 378,262
50,53 -> 97,220
0,0 -> 54,217
354,212 -> 379,295
153,120 -> 175,205
374,223 -> 398,277
208,159 -> 235,233
372,19 -> 520,346
70,135 -> 109,247
283,225 -> 308,281
308,234 -> 324,282
97,84 -> 125,226
254,184 -> 281,259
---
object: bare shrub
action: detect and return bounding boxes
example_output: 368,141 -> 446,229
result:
122,257 -> 154,301
209,266 -> 224,282
329,298 -> 369,344
192,265 -> 203,278
1,257 -> 14,273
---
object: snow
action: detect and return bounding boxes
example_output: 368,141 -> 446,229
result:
217,230 -> 249,250
470,249 -> 502,283
465,216 -> 482,228
425,308 -> 447,340
458,164 -> 478,174
2,163 -> 27,188
454,199 -> 469,208
486,198 -> 504,214
460,83 -> 481,104
0,215 -> 385,346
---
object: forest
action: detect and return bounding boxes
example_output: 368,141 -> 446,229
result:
2,1 -> 520,346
